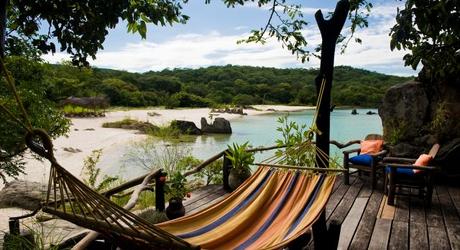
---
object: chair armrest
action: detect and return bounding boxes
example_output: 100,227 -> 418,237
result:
387,163 -> 438,171
383,157 -> 417,164
343,148 -> 360,155
370,150 -> 388,158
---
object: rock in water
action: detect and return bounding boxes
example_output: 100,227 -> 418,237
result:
170,120 -> 202,135
201,117 -> 232,134
351,109 -> 358,115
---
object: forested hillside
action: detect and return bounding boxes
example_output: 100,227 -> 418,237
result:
40,60 -> 412,108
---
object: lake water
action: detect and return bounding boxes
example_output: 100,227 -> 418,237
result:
111,108 -> 382,179
191,108 -> 381,158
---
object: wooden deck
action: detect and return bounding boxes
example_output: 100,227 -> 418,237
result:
187,175 -> 460,249
183,184 -> 230,216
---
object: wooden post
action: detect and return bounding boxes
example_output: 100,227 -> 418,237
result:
313,1 -> 349,249
388,167 -> 396,205
155,171 -> 167,212
343,152 -> 350,185
327,219 -> 342,249
8,218 -> 19,235
223,150 -> 231,191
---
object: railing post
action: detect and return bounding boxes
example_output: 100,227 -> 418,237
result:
388,167 -> 396,205
343,153 -> 349,185
223,150 -> 231,191
9,218 -> 19,235
155,171 -> 167,212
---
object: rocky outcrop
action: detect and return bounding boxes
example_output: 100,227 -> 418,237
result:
201,117 -> 232,134
379,76 -> 460,177
0,181 -> 48,210
379,81 -> 430,141
170,120 -> 202,135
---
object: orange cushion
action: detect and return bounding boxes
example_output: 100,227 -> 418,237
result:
360,140 -> 384,154
413,154 -> 433,174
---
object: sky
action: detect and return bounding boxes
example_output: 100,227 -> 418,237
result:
42,0 -> 418,77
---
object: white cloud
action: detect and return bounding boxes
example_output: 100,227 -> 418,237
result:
42,2 -> 416,76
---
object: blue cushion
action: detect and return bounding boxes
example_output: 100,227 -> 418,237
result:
385,166 -> 415,176
349,154 -> 373,166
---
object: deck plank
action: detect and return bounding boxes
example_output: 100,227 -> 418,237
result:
185,189 -> 228,214
426,188 -> 445,227
410,189 -> 426,224
349,190 -> 384,250
409,222 -> 428,250
388,221 -> 408,250
394,195 -> 410,222
325,176 -> 357,219
436,186 -> 460,227
337,197 -> 368,249
427,226 -> 450,250
183,184 -> 223,207
446,224 -> 460,250
368,218 -> 392,250
329,180 -> 364,224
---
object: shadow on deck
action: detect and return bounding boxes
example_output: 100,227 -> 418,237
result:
188,176 -> 460,249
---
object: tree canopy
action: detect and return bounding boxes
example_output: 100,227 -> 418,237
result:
43,63 -> 411,108
1,0 -> 189,65
390,0 -> 460,79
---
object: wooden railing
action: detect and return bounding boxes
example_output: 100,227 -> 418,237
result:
99,140 -> 357,210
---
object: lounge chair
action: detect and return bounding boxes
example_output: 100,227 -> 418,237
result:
343,134 -> 388,189
383,144 -> 440,206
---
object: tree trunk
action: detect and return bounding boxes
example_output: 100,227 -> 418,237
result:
314,0 -> 349,167
0,0 -> 7,58
312,1 -> 349,250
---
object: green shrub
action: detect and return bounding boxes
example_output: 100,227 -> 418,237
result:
171,92 -> 214,107
232,94 -> 255,106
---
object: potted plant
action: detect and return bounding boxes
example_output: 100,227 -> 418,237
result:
164,171 -> 190,219
226,142 -> 255,190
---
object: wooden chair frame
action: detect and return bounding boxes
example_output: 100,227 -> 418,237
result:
383,144 -> 440,206
343,134 -> 387,189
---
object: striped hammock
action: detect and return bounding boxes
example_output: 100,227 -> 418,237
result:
158,166 -> 335,249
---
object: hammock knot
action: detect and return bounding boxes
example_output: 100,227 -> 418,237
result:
25,128 -> 55,161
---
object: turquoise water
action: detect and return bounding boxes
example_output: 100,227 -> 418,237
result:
111,108 -> 382,178
187,108 -> 382,160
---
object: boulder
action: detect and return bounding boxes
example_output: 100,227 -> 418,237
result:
170,120 -> 201,135
201,117 -> 232,134
379,81 -> 429,141
351,109 -> 358,115
388,143 -> 425,158
0,181 -> 48,210
435,138 -> 460,177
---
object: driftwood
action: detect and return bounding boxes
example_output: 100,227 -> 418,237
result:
72,169 -> 160,250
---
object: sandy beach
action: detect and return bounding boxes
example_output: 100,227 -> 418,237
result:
5,105 -> 312,187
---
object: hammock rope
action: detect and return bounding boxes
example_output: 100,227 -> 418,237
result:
1,59 -> 340,249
